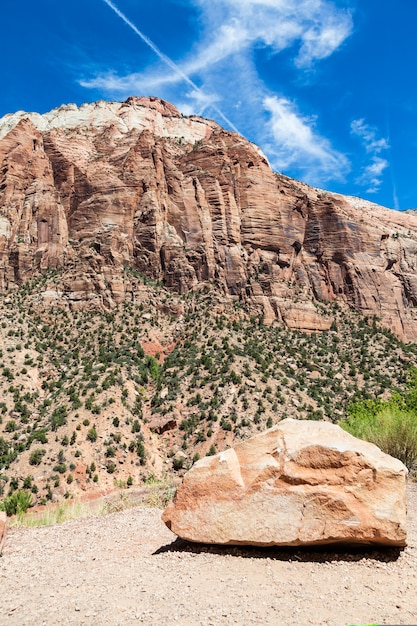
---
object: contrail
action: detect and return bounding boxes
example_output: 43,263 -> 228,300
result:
101,0 -> 240,133
385,106 -> 400,211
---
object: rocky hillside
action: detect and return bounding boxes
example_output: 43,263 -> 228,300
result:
0,275 -> 416,505
1,96 -> 417,506
1,96 -> 417,340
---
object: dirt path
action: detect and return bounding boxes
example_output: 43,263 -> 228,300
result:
1,485 -> 417,626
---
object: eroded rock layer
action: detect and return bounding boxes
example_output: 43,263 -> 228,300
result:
1,97 -> 417,338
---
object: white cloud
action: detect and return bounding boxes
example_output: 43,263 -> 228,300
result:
351,119 -> 390,192
79,70 -> 180,93
179,89 -> 222,116
187,0 -> 353,72
296,17 -> 353,67
355,157 -> 389,193
85,0 -> 353,96
350,119 -> 389,153
86,0 -> 240,132
81,0 -> 353,185
263,96 -> 349,183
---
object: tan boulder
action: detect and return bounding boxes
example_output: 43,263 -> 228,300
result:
162,419 -> 407,547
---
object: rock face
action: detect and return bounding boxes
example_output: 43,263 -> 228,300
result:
162,419 -> 407,547
1,96 -> 417,338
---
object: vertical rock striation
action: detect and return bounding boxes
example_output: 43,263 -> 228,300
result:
1,96 -> 417,339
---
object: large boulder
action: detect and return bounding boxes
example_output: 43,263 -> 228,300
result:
162,419 -> 407,547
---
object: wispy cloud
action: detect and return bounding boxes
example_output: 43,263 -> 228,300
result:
80,70 -> 180,93
189,0 -> 353,71
354,157 -> 389,194
351,119 -> 389,192
94,0 -> 239,132
85,0 -> 353,97
80,0 -> 353,185
264,96 -> 349,183
350,119 -> 389,154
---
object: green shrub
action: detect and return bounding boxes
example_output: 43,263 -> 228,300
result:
0,489 -> 32,516
29,449 -> 45,466
23,476 -> 32,489
87,427 -> 97,443
105,446 -> 116,458
53,463 -> 67,474
129,436 -> 146,465
131,420 -> 141,433
29,429 -> 48,444
341,406 -> 417,470
50,406 -> 67,431
106,462 -> 116,474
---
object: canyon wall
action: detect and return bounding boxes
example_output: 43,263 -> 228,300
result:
1,96 -> 417,340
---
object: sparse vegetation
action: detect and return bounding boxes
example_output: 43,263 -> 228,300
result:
29,449 -> 46,466
342,370 -> 417,470
1,271 -> 416,506
0,489 -> 32,516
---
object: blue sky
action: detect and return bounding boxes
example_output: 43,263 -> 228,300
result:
1,0 -> 416,210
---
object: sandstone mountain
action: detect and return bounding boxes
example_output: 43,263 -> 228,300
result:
1,96 -> 417,341
1,97 -> 417,505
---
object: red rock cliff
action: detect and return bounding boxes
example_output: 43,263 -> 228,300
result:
1,97 -> 417,340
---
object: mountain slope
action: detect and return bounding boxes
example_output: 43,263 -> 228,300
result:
1,96 -> 417,505
0,276 -> 415,504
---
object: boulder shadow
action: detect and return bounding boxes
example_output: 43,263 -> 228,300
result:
153,537 -> 403,563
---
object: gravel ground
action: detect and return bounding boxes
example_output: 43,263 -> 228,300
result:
1,485 -> 417,626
